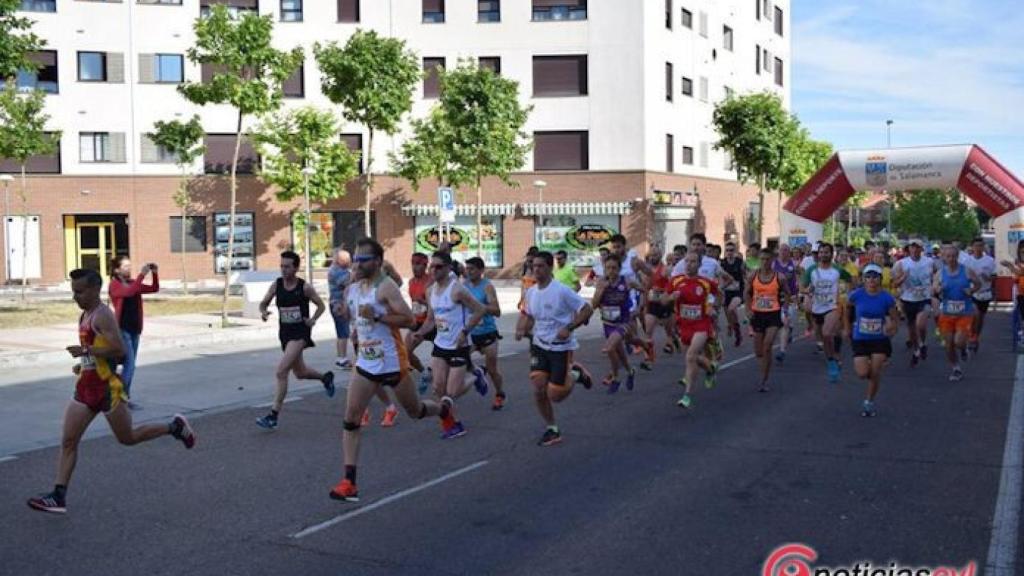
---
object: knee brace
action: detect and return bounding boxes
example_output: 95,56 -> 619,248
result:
342,420 -> 361,432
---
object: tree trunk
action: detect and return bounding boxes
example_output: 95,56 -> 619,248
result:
756,176 -> 765,245
180,170 -> 190,296
364,129 -> 374,237
476,177 -> 483,259
847,202 -> 852,246
221,111 -> 244,328
19,164 -> 27,303
304,182 -> 312,281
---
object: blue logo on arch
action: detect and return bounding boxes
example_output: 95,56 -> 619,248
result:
865,161 -> 888,187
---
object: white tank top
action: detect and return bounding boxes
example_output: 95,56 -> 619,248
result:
430,280 -> 466,350
897,256 -> 934,302
348,277 -> 403,375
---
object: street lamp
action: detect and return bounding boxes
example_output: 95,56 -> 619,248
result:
301,165 -> 315,281
0,174 -> 12,285
532,179 -> 547,240
886,119 -> 893,148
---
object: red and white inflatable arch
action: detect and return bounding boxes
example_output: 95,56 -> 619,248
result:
781,144 -> 1024,263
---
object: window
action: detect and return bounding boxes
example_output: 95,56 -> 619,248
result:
666,134 -> 674,172
724,150 -> 733,171
665,62 -> 673,101
337,0 -> 358,22
140,134 -> 178,163
341,133 -> 362,173
680,7 -> 691,28
478,0 -> 499,22
763,0 -> 770,20
200,0 -> 258,18
665,0 -> 671,29
755,43 -> 760,74
138,0 -> 183,5
532,55 -> 587,97
0,133 -> 60,173
479,56 -> 501,75
423,57 -> 444,98
756,0 -> 760,20
698,76 -> 708,102
723,25 -> 733,51
682,146 -> 694,165
204,133 -> 258,174
774,57 -> 783,86
80,132 -> 126,163
19,0 -> 55,12
681,76 -> 693,96
78,52 -> 106,82
534,131 -> 588,171
8,50 -> 58,93
154,54 -> 183,83
283,63 -> 304,97
699,142 -> 709,168
422,0 -> 444,23
532,0 -> 586,21
763,48 -> 770,72
169,216 -> 207,253
698,11 -> 707,37
280,0 -> 301,21
774,6 -> 783,35
723,85 -> 734,99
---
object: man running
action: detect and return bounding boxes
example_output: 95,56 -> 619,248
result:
405,253 -> 434,392
671,233 -> 733,368
720,242 -> 747,347
516,251 -> 594,447
593,254 -> 642,394
802,242 -> 852,383
664,252 -> 720,409
108,256 -> 159,406
845,264 -> 899,417
330,239 -> 454,501
27,269 -> 195,514
255,251 -> 335,429
644,246 -> 679,356
963,237 -> 996,353
553,249 -> 581,292
773,243 -> 799,364
891,239 -> 935,366
934,245 -> 981,381
463,257 -> 507,410
345,267 -> 400,428
747,247 -> 788,392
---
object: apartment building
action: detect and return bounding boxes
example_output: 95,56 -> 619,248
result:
0,0 -> 790,282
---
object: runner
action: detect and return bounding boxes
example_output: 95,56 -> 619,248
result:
644,246 -> 679,356
26,268 -> 195,514
327,248 -> 353,369
330,238 -> 454,501
933,245 -> 981,381
410,251 -> 488,439
963,237 -> 996,354
870,249 -> 892,292
516,251 -> 594,447
773,243 -> 799,364
746,247 -> 788,392
802,242 -> 852,383
799,244 -> 819,338
720,242 -> 747,347
1000,241 -> 1024,340
255,251 -> 335,429
405,253 -> 433,392
345,267 -> 400,428
553,250 -> 581,292
671,233 -> 732,369
519,246 -> 539,306
664,252 -> 720,409
891,239 -> 935,366
845,264 -> 899,417
462,257 -> 507,410
599,234 -> 654,368
592,253 -> 643,394
108,256 -> 159,406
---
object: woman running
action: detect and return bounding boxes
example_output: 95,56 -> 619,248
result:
845,264 -> 899,416
592,254 -> 642,394
746,247 -> 789,392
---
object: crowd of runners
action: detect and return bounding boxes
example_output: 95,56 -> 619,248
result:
25,230 -> 1024,512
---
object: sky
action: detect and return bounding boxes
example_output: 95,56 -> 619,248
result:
791,0 -> 1024,177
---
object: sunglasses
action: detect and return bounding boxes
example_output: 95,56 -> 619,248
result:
354,255 -> 376,263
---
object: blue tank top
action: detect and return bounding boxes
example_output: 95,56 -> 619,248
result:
464,278 -> 497,336
939,266 -> 973,316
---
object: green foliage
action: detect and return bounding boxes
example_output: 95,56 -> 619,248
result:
151,116 -> 206,206
770,127 -> 833,197
392,107 -> 453,188
0,0 -> 45,80
313,31 -> 420,135
177,5 -> 302,116
0,84 -> 58,169
891,188 -> 980,243
253,106 -> 358,203
712,91 -> 797,187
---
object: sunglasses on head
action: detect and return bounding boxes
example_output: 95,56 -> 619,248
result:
354,255 -> 375,263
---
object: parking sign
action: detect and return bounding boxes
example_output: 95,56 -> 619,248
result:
438,187 -> 456,223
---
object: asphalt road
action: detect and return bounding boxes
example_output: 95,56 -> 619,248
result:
0,312 -> 1020,576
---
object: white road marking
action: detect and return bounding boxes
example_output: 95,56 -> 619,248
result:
985,355 -> 1024,576
251,397 -> 303,409
290,460 -> 490,539
0,455 -> 17,464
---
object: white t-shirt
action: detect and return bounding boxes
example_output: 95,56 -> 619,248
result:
807,265 -> 842,314
962,253 -> 996,301
671,255 -> 722,279
525,280 -> 588,352
800,255 -> 816,270
895,256 -> 935,302
593,249 -> 638,282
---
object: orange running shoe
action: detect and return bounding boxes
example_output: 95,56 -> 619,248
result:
380,405 -> 398,427
492,392 -> 506,411
329,479 -> 359,502
360,409 -> 371,427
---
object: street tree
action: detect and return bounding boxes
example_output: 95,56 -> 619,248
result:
770,127 -> 833,197
891,188 -> 980,243
315,30 -> 421,237
0,0 -> 45,80
252,106 -> 358,279
178,5 -> 302,326
0,84 -> 58,300
150,116 -> 205,295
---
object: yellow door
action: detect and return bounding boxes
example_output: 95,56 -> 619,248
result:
76,222 -> 116,277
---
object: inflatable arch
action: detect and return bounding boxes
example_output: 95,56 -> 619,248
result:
780,144 -> 1024,264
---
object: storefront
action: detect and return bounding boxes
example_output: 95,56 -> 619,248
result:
401,203 -> 515,268
521,202 -> 634,267
290,210 -> 375,270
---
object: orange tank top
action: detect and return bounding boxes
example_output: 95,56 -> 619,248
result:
751,271 -> 782,313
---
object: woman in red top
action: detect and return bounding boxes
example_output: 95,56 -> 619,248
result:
108,256 -> 159,402
662,252 -> 720,411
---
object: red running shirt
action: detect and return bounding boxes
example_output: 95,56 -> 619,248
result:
408,274 -> 431,323
670,276 -> 717,323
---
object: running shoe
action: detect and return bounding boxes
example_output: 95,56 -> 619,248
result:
492,392 -> 506,411
418,368 -> 432,395
663,343 -> 675,355
572,366 -> 594,390
360,409 -> 371,427
758,381 -> 770,393
607,379 -> 621,395
911,350 -> 920,367
380,405 -> 398,427
826,359 -> 840,384
170,413 -> 196,449
441,421 -> 467,439
329,479 -> 360,502
626,367 -> 636,391
471,367 -> 489,396
639,360 -> 653,371
537,427 -> 562,447
920,344 -> 929,360
949,366 -> 964,382
677,394 -> 693,409
27,492 -> 66,514
322,371 -> 336,398
861,400 -> 877,417
334,357 -> 352,370
774,350 -> 785,363
815,342 -> 824,354
704,362 -> 718,389
255,414 -> 278,430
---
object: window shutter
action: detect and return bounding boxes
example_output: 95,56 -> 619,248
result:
138,54 -> 155,83
337,0 -> 359,22
700,142 -> 709,168
106,52 -> 125,83
109,132 -> 127,163
141,134 -> 159,163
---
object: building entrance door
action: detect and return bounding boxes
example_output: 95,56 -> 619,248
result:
76,222 -> 116,277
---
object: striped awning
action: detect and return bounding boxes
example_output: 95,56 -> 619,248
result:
520,201 -> 634,216
401,203 -> 517,217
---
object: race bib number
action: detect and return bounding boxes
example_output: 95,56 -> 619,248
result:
814,290 -> 836,306
858,317 -> 883,335
411,302 -> 428,317
79,353 -> 96,370
910,286 -> 928,300
755,295 -> 774,310
679,304 -> 702,320
601,306 -> 622,322
355,316 -> 373,332
436,317 -> 451,333
944,300 -> 966,315
359,339 -> 384,361
279,306 -> 303,324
